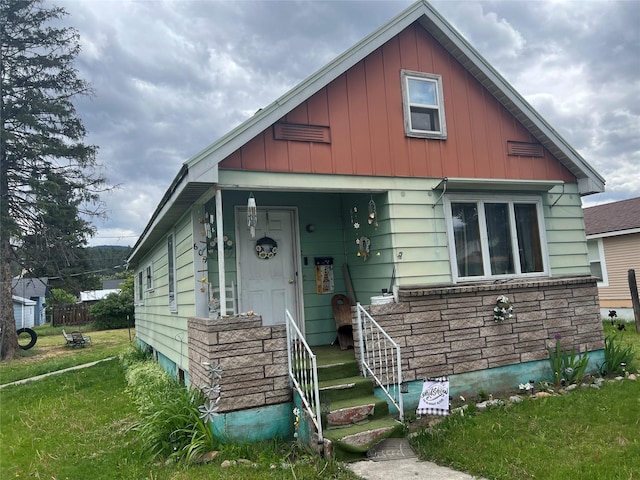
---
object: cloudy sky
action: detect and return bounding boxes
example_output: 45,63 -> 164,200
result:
47,0 -> 639,247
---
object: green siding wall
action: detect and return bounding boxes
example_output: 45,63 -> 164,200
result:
135,211 -> 193,371
543,183 -> 590,276
134,171 -> 590,358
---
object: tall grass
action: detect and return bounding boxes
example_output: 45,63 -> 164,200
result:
122,347 -> 216,463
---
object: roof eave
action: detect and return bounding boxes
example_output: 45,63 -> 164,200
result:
127,165 -> 217,266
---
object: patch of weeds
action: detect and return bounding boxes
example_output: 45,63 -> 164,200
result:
119,342 -> 152,369
477,389 -> 490,401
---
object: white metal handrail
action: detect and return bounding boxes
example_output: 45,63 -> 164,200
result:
356,302 -> 404,422
285,309 -> 323,443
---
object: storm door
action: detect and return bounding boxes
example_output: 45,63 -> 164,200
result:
235,207 -> 301,327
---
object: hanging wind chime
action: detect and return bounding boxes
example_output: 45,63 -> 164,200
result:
368,196 -> 378,229
247,193 -> 258,238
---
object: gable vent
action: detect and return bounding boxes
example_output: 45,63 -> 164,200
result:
508,141 -> 544,157
273,123 -> 331,143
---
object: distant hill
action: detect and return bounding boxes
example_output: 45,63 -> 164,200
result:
87,245 -> 132,277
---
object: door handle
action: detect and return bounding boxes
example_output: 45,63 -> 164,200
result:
288,279 -> 294,284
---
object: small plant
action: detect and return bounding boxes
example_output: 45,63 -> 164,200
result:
477,389 -> 490,401
547,334 -> 590,385
600,333 -> 636,375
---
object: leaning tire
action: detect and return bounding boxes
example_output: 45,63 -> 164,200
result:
17,327 -> 38,350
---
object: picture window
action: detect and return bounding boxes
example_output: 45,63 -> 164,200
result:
445,196 -> 547,282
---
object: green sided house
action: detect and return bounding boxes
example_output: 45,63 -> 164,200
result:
128,0 -> 606,452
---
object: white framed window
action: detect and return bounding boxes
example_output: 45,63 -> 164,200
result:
401,69 -> 447,139
167,234 -> 177,312
135,270 -> 144,305
587,238 -> 608,286
145,263 -> 153,291
444,195 -> 548,282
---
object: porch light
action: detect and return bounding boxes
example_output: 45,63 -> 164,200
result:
247,193 -> 257,238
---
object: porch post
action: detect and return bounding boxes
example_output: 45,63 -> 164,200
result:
215,188 -> 227,315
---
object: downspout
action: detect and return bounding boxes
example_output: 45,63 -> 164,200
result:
215,188 -> 227,315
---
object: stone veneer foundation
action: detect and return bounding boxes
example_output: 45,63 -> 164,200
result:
355,275 -> 605,383
187,275 -> 604,418
187,315 -> 291,413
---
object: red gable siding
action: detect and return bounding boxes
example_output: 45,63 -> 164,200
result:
221,23 -> 575,183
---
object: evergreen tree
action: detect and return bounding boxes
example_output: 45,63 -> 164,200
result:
1,0 -> 106,359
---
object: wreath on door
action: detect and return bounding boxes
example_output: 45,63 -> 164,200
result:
255,236 -> 278,259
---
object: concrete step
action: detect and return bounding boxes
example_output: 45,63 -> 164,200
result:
317,359 -> 360,381
324,417 -> 404,457
318,375 -> 374,403
325,394 -> 390,426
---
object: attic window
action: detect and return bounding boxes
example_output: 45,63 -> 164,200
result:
273,123 -> 330,143
401,70 -> 447,140
507,141 -> 544,157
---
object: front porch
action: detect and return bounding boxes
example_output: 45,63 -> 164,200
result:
187,275 -> 605,456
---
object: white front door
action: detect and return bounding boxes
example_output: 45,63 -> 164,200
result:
236,207 -> 300,326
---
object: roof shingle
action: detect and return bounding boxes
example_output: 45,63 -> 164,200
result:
583,197 -> 640,236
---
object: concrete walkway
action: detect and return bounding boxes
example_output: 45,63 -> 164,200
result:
0,357 -> 115,389
348,458 -> 487,480
346,438 -> 487,480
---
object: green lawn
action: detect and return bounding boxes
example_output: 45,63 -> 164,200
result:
2,321 -> 639,479
0,360 -> 358,479
410,322 -> 640,480
0,327 -> 134,384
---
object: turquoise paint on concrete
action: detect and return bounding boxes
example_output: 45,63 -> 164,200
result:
157,351 -> 177,378
293,392 -> 317,446
210,403 -> 294,443
375,350 -> 605,413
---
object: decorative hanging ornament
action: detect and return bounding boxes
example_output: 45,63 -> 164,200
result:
350,206 -> 359,230
255,236 -> 278,259
247,193 -> 257,238
368,196 -> 378,229
357,236 -> 371,260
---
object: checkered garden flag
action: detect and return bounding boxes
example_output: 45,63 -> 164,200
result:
416,376 -> 450,416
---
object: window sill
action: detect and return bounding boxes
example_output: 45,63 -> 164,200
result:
406,131 -> 447,140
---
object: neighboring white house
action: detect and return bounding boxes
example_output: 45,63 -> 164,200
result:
13,295 -> 36,330
12,277 -> 48,326
80,289 -> 120,303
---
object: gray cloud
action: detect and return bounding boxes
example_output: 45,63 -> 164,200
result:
47,0 -> 639,243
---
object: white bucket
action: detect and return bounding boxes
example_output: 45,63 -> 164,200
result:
370,295 -> 394,305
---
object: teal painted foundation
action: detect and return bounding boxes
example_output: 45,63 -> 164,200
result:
157,351 -> 177,377
377,350 -> 605,414
211,403 -> 294,443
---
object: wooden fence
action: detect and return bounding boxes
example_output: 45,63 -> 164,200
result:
52,304 -> 92,327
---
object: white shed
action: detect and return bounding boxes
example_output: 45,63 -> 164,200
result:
13,295 -> 36,329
